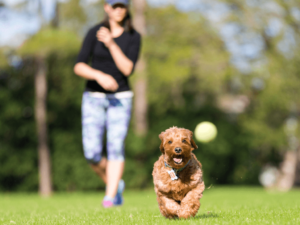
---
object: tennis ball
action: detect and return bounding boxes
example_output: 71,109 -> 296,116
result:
194,121 -> 217,143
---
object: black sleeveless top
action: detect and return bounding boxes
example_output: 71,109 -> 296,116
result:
76,23 -> 141,93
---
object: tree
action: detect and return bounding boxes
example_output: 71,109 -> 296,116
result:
132,0 -> 148,136
18,28 -> 80,196
13,0 -> 89,196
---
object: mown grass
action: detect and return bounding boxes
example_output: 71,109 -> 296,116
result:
0,186 -> 299,225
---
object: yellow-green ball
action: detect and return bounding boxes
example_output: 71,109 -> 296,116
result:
194,122 -> 217,143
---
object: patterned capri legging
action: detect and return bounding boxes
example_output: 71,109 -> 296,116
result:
81,92 -> 132,163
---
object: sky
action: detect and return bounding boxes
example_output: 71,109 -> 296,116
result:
0,0 -> 56,47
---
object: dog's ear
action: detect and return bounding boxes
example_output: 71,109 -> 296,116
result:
191,138 -> 198,151
159,132 -> 165,154
187,130 -> 198,151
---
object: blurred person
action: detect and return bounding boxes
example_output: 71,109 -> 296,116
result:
74,0 -> 141,208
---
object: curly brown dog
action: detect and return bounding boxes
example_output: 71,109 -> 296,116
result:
152,126 -> 205,219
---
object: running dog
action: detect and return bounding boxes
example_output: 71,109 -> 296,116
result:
152,126 -> 205,219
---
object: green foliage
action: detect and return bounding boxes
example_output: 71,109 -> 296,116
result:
144,7 -> 234,115
59,0 -> 87,25
0,49 -> 9,67
1,187 -> 300,224
238,53 -> 300,152
0,59 -> 37,191
218,0 -> 300,152
18,29 -> 80,57
58,0 -> 104,35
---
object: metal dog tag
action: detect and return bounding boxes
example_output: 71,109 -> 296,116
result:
168,169 -> 178,180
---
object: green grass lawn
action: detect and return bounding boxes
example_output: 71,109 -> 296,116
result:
0,186 -> 299,225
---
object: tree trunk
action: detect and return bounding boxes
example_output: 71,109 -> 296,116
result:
276,150 -> 298,191
294,147 -> 300,186
51,1 -> 59,28
35,56 -> 52,197
132,0 -> 148,136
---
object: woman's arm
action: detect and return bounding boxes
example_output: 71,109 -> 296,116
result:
97,27 -> 135,77
75,26 -> 118,92
74,62 -> 119,92
108,42 -> 133,76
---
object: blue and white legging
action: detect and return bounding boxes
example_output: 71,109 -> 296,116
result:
81,91 -> 132,163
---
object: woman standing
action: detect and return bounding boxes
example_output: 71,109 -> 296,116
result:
74,0 -> 141,208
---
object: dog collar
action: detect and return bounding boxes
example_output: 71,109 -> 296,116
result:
164,160 -> 190,180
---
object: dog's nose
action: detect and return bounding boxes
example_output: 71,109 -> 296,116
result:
175,147 -> 182,153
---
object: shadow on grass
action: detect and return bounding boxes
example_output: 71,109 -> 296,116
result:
194,212 -> 219,219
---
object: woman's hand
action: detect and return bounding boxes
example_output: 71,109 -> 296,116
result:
74,63 -> 118,92
97,27 -> 114,48
95,72 -> 119,92
96,26 -> 135,76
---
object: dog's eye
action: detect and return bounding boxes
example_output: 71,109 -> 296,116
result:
168,141 -> 172,144
182,139 -> 186,143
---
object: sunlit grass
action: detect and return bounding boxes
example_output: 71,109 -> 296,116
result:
0,187 -> 299,224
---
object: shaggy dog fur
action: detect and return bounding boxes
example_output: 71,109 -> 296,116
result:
152,127 -> 205,219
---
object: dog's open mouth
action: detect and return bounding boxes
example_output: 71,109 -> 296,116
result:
173,157 -> 183,164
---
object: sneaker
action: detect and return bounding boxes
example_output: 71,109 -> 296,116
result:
113,193 -> 123,206
117,179 -> 125,193
102,200 -> 114,208
113,179 -> 125,206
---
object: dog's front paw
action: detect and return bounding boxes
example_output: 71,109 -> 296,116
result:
159,204 -> 180,219
157,195 -> 181,219
178,200 -> 200,219
178,209 -> 196,219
